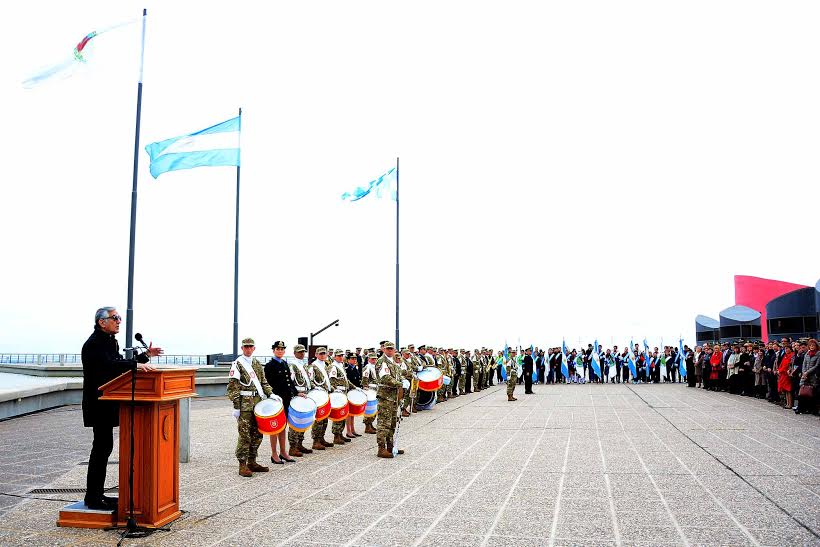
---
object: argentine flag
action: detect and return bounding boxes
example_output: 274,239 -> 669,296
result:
145,116 -> 240,179
590,339 -> 602,378
678,338 -> 687,377
341,167 -> 397,201
626,346 -> 638,379
560,340 -> 570,379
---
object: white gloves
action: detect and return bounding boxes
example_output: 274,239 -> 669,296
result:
232,409 -> 240,420
402,379 -> 410,389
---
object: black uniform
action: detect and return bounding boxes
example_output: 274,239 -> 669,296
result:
523,354 -> 534,394
465,357 -> 473,393
345,363 -> 362,388
81,326 -> 148,506
265,357 -> 297,416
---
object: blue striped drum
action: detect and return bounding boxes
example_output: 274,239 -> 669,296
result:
287,396 -> 317,432
364,388 -> 378,417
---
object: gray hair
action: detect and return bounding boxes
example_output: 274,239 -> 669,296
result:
95,307 -> 117,326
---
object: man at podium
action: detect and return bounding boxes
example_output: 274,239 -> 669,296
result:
81,307 -> 162,510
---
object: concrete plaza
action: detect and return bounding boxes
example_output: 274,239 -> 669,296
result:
1,383 -> 819,546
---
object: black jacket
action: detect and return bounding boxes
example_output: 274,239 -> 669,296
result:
523,355 -> 534,374
346,363 -> 362,388
265,357 -> 298,401
453,357 -> 462,375
81,326 -> 148,428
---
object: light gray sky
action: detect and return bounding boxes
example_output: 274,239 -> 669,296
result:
1,1 -> 818,354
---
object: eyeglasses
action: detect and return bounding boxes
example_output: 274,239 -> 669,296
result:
106,315 -> 123,322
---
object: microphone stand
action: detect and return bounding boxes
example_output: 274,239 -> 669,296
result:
120,343 -> 150,541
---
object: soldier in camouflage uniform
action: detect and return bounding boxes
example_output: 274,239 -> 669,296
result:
307,347 -> 334,450
328,349 -> 351,444
361,352 -> 379,434
376,342 -> 404,458
506,349 -> 518,401
226,338 -> 273,477
458,350 -> 468,395
399,348 -> 414,416
287,344 -> 313,457
435,348 -> 448,402
473,350 -> 483,393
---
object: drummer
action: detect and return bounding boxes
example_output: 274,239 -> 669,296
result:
264,341 -> 299,465
361,352 -> 379,434
328,349 -> 352,445
376,342 -> 405,458
307,347 -> 334,451
344,352 -> 362,438
287,343 -> 313,457
226,337 -> 273,477
399,348 -> 414,417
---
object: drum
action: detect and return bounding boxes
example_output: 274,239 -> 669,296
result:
254,396 -> 286,435
417,367 -> 443,392
328,391 -> 349,422
443,375 -> 451,386
288,396 -> 317,432
347,388 -> 368,416
364,388 -> 378,417
307,388 -> 331,422
416,389 -> 436,410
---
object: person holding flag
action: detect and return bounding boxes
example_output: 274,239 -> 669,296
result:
561,341 -> 571,383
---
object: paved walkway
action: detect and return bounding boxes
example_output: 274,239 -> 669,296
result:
1,383 -> 819,546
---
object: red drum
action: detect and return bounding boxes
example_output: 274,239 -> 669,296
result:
347,388 -> 367,416
307,388 -> 331,422
328,391 -> 349,422
254,396 -> 286,435
417,367 -> 443,392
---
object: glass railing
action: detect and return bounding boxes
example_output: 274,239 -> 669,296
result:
0,353 -> 283,366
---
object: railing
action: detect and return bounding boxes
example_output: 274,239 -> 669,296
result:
0,353 -> 278,366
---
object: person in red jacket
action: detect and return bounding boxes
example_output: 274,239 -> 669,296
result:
709,349 -> 722,390
777,345 -> 795,409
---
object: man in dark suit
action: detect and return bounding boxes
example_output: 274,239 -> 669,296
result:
81,307 -> 162,510
523,347 -> 534,394
464,350 -> 474,393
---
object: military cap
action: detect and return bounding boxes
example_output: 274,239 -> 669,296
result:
241,337 -> 255,346
315,346 -> 328,355
272,340 -> 286,349
293,343 -> 307,353
380,340 -> 390,346
383,341 -> 396,350
418,345 -> 426,350
346,352 -> 357,359
401,347 -> 411,354
334,349 -> 345,356
408,344 -> 416,349
367,352 -> 378,359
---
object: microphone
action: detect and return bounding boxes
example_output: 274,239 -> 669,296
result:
135,332 -> 149,349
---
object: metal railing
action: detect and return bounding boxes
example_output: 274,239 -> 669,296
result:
0,353 -> 279,366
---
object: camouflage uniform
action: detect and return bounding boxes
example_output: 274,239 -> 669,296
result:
457,352 -> 468,394
506,356 -> 518,398
376,352 -> 403,451
328,355 -> 350,436
399,353 -> 413,412
226,355 -> 272,463
287,356 -> 311,449
307,357 -> 332,445
435,351 -> 448,401
473,354 -> 483,392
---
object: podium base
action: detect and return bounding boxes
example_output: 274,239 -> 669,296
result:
115,509 -> 181,529
57,501 -> 115,529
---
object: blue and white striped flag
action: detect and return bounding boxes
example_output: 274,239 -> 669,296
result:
341,167 -> 397,201
678,338 -> 687,377
145,116 -> 240,179
626,344 -> 638,379
590,339 -> 602,377
561,340 -> 570,379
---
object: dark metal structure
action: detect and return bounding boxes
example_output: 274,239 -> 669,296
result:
719,305 -> 762,343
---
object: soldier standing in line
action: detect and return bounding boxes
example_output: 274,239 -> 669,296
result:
434,348 -> 448,402
361,351 -> 379,434
287,343 -> 313,458
457,349 -> 468,395
399,347 -> 414,416
376,342 -> 405,458
328,349 -> 352,444
307,347 -> 334,450
407,344 -> 422,412
487,348 -> 496,386
475,349 -> 485,392
506,348 -> 519,401
227,337 -> 273,477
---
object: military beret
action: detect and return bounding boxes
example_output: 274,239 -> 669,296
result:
272,340 -> 286,349
241,337 -> 255,346
293,344 -> 307,353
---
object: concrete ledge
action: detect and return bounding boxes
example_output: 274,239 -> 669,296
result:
0,387 -> 83,420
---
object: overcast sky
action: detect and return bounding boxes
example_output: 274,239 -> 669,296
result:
1,1 -> 818,355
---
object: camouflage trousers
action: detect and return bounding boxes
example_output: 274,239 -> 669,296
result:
287,426 -> 305,447
311,417 -> 328,441
401,386 -> 411,411
363,415 -> 375,427
457,373 -> 466,394
475,372 -> 483,391
376,396 -> 398,447
507,375 -> 517,396
331,419 -> 345,434
236,411 -> 263,462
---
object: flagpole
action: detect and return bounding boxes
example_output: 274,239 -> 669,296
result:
232,107 -> 242,357
124,8 -> 147,352
395,156 -> 400,348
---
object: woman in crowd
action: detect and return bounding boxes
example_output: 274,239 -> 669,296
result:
776,345 -> 794,409
797,339 -> 819,414
709,347 -> 722,390
753,346 -> 766,398
694,346 -> 704,388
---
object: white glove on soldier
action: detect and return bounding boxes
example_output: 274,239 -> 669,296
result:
232,409 -> 240,419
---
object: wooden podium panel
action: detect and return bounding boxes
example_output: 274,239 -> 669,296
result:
57,368 -> 197,529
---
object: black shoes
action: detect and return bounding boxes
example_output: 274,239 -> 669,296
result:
84,497 -> 116,511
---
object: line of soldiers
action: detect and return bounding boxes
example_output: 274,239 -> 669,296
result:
227,340 -> 504,476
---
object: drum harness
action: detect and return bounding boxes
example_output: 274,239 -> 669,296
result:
230,356 -> 268,400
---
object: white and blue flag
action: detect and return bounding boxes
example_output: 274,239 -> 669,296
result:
560,340 -> 570,379
626,343 -> 638,379
678,338 -> 687,377
590,339 -> 602,378
341,167 -> 397,201
145,116 -> 240,179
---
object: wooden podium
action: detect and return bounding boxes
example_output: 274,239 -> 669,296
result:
58,368 -> 197,529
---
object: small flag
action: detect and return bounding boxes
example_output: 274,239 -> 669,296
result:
145,116 -> 240,179
23,17 -> 140,88
341,167 -> 397,201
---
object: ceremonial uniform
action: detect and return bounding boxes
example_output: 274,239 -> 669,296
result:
457,352 -> 468,395
361,354 -> 379,433
376,343 -> 404,458
399,351 -> 414,415
307,351 -> 334,449
226,339 -> 273,476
